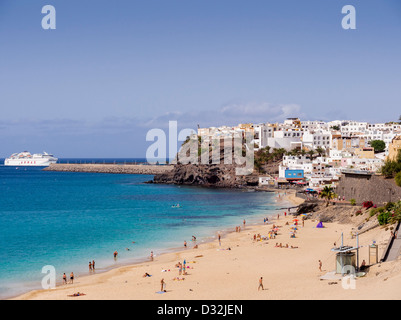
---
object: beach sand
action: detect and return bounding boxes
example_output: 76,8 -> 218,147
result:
12,190 -> 401,300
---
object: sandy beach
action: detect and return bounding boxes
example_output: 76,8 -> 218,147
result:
12,190 -> 401,300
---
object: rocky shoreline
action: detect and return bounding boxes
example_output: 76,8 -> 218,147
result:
152,163 -> 260,188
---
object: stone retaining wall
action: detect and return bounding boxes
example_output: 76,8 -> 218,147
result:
336,173 -> 401,205
43,164 -> 174,175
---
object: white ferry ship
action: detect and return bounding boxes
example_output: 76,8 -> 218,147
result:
4,151 -> 58,167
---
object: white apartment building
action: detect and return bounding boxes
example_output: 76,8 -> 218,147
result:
358,130 -> 396,151
253,123 -> 274,150
301,121 -> 328,131
340,121 -> 368,134
302,130 -> 332,150
267,129 -> 303,150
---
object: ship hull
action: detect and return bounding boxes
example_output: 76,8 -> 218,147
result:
4,159 -> 57,166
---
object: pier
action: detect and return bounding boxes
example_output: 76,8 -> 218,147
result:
43,163 -> 174,175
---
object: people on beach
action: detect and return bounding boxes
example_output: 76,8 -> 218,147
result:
258,277 -> 264,291
318,260 -> 322,272
184,241 -> 187,248
218,233 -> 221,246
89,261 -> 92,271
68,292 -> 86,297
70,272 -> 74,284
178,262 -> 182,275
161,278 -> 166,292
92,260 -> 95,270
63,273 -> 67,285
150,251 -> 154,261
114,251 -> 118,259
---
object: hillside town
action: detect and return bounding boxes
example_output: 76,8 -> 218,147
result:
196,118 -> 401,191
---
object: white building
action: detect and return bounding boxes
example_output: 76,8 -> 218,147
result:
253,123 -> 274,150
340,121 -> 368,134
301,121 -> 328,131
302,130 -> 332,150
267,129 -> 303,150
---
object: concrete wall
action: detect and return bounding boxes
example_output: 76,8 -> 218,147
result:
336,173 -> 401,205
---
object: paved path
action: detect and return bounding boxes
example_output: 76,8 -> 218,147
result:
384,223 -> 401,262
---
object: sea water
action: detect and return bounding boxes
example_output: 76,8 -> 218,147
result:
0,163 -> 289,299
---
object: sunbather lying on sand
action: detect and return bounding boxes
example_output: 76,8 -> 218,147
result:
68,292 -> 86,297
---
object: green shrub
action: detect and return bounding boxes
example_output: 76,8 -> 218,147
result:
350,199 -> 356,206
385,202 -> 395,211
378,211 -> 391,225
396,172 -> 401,187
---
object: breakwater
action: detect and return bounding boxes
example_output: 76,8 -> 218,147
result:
43,163 -> 174,175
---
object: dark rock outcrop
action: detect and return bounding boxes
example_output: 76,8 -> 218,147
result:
296,202 -> 319,215
153,163 -> 259,188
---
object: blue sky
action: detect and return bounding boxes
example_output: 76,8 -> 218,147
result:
0,0 -> 400,157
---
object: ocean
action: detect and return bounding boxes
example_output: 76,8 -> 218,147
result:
0,160 -> 289,299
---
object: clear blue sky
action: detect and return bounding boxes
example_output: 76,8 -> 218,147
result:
0,0 -> 400,157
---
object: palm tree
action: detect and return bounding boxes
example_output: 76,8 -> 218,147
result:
272,148 -> 286,161
315,147 -> 325,157
319,186 -> 337,207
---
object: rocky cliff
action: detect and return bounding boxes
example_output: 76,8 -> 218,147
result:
152,163 -> 260,188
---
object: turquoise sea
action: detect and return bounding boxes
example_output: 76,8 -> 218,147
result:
0,160 -> 288,299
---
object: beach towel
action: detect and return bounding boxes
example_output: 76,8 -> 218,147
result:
156,291 -> 166,294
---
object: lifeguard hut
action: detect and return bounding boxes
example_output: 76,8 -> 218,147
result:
331,233 -> 360,275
